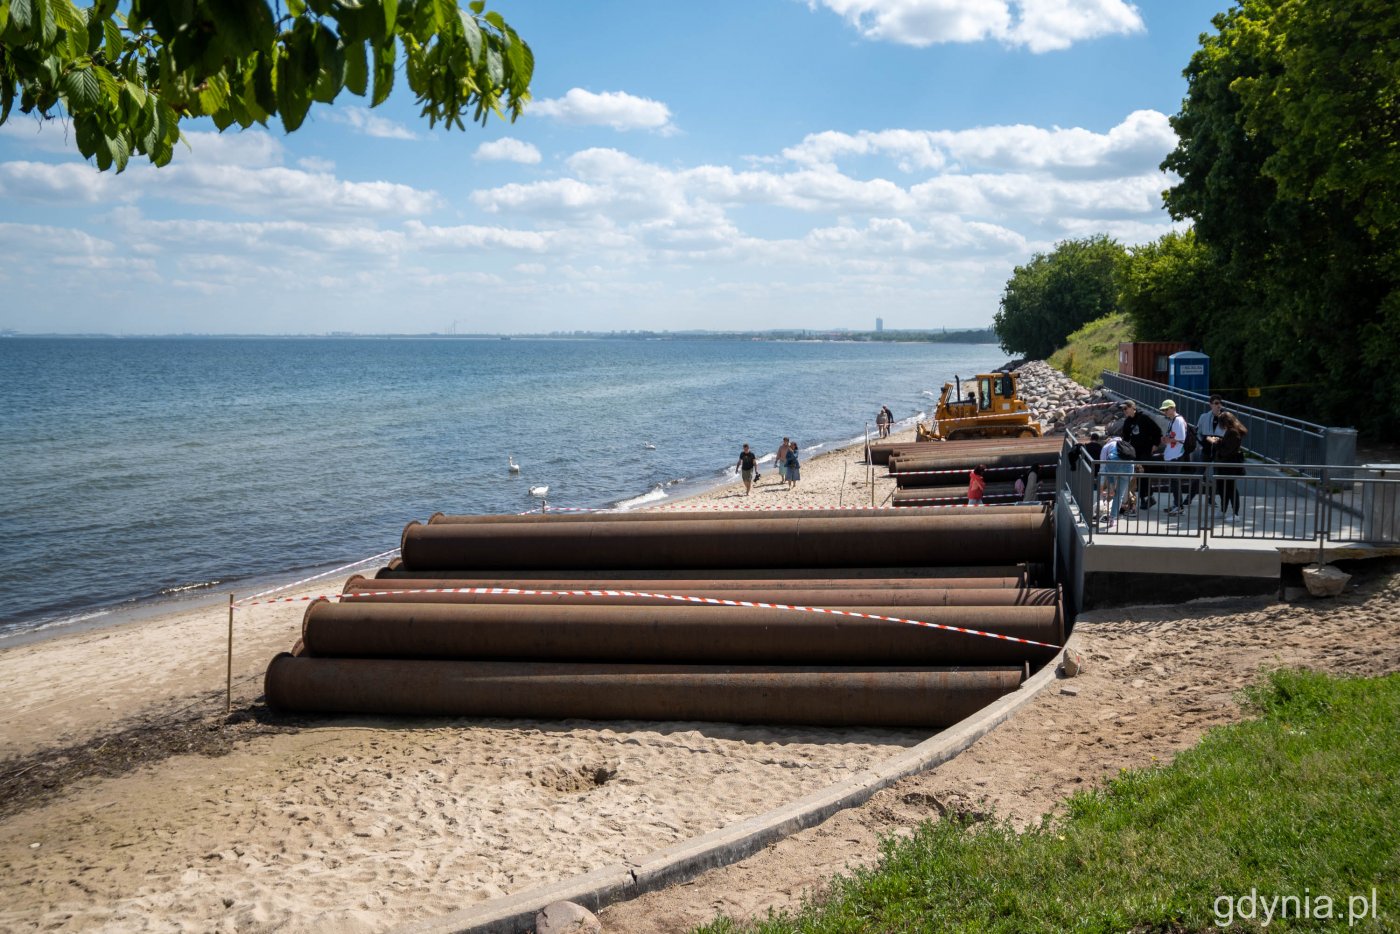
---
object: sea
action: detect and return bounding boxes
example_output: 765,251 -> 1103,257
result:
0,336 -> 1005,644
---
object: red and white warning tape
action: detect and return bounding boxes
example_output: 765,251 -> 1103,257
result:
233,548 -> 402,607
654,502 -> 895,512
237,585 -> 1059,650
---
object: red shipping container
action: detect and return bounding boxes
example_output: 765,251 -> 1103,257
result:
1118,342 -> 1191,382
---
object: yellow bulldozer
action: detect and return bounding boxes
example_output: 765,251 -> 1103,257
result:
915,371 -> 1043,441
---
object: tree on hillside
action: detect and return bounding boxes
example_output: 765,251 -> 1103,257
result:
1161,0 -> 1399,436
0,0 -> 533,172
993,235 -> 1126,360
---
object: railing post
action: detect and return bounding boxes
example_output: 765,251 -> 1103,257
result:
1317,466 -> 1330,565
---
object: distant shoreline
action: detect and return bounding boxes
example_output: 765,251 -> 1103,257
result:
0,331 -> 999,344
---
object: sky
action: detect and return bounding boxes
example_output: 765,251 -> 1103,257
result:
0,0 -> 1232,335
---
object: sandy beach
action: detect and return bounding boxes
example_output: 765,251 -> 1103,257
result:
4,418 -> 1397,933
0,429 -> 917,932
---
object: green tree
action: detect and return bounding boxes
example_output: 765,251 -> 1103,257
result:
0,0 -> 533,172
1161,0 -> 1399,436
993,235 -> 1126,359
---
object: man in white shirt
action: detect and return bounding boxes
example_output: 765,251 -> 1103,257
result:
1159,400 -> 1189,515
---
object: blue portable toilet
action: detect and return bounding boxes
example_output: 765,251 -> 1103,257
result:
1168,351 -> 1210,395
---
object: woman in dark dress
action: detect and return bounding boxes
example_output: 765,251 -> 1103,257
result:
1214,411 -> 1247,521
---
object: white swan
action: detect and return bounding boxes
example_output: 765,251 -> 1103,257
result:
643,442 -> 656,450
529,484 -> 549,498
508,455 -> 520,473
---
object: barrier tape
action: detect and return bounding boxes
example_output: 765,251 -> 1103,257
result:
890,463 -> 1056,478
233,548 -> 402,607
315,585 -> 1052,649
654,502 -> 895,512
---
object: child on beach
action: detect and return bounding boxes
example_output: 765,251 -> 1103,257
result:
967,465 -> 987,506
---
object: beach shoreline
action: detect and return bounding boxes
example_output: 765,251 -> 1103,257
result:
0,425 -> 929,933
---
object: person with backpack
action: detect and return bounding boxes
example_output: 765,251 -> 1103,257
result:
1116,401 -> 1161,509
1097,434 -> 1136,529
735,443 -> 758,496
1196,394 -> 1228,506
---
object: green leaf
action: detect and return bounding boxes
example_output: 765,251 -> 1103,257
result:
343,39 -> 368,96
382,0 -> 398,36
371,38 -> 395,106
310,26 -> 343,103
10,0 -> 34,34
484,46 -> 501,87
60,64 -> 101,109
276,33 -> 314,132
252,51 -> 275,115
458,9 -> 482,62
197,73 -> 228,114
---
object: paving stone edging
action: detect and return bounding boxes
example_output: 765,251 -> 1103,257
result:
394,639 -> 1076,934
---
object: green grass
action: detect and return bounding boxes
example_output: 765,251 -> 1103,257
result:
1047,312 -> 1134,388
696,669 -> 1400,933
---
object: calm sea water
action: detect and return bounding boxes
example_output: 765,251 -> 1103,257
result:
0,337 -> 1003,640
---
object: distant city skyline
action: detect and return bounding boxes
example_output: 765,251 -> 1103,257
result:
0,1 -> 1224,335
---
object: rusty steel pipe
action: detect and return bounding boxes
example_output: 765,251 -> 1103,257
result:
424,506 -> 994,524
338,585 -> 1059,609
299,600 -> 1061,665
346,573 -> 1028,591
263,655 -> 1026,728
374,562 -> 1029,582
869,437 -> 1061,466
398,512 -> 1053,571
893,467 -> 1056,490
889,451 -> 1061,475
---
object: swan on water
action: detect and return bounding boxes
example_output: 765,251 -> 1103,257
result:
529,485 -> 549,498
508,455 -> 520,473
643,442 -> 656,450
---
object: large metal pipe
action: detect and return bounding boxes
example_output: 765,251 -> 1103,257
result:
338,584 -> 1060,608
345,573 -> 1028,591
893,488 -> 1056,508
263,655 -> 1027,728
398,512 -> 1054,571
424,506 -> 1002,524
869,438 -> 1062,466
299,600 -> 1061,665
892,466 -> 1058,490
889,450 -> 1060,475
375,562 -> 1029,582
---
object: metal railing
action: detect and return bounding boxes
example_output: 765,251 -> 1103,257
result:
1099,371 -> 1350,467
1059,439 -> 1400,549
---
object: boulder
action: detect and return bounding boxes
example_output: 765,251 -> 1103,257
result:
1302,564 -> 1350,597
536,901 -> 603,934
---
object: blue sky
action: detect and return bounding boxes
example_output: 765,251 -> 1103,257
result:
0,0 -> 1230,335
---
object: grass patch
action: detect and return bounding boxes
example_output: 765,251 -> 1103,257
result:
1047,312 -> 1133,388
697,669 -> 1400,932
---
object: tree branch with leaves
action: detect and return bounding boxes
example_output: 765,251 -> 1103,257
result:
0,0 -> 534,171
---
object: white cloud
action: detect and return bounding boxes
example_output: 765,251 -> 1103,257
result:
0,161 -> 124,203
175,130 -> 285,167
474,138 -> 543,164
531,89 -> 675,133
810,0 -> 1143,51
321,107 -> 419,140
783,110 -> 1174,177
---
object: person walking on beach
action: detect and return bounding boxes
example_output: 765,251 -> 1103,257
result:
775,437 -> 791,486
735,443 -> 758,496
875,406 -> 889,439
1214,411 -> 1248,522
967,465 -> 987,506
784,442 -> 801,490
